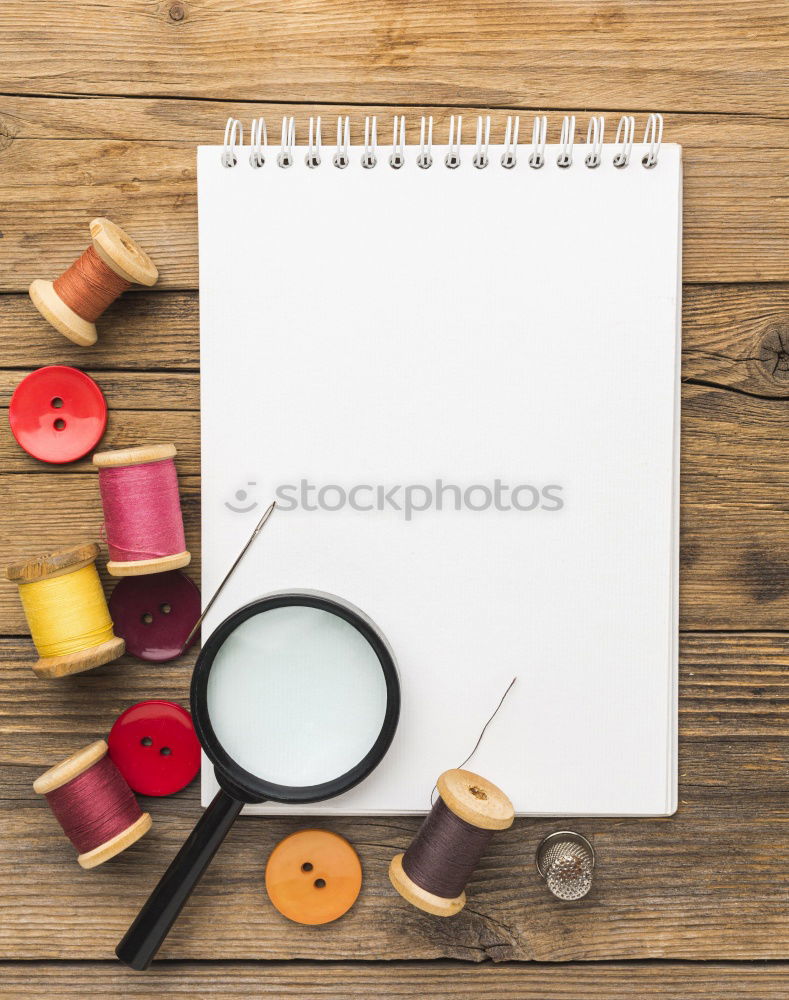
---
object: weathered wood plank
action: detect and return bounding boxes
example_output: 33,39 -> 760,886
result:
2,285 -> 788,396
0,99 -> 787,286
0,2 -> 786,114
0,634 -> 786,961
0,960 -> 787,999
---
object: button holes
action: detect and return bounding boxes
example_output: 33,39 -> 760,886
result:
301,862 -> 313,872
314,878 -> 326,889
51,397 -> 64,408
53,418 -> 66,431
140,736 -> 153,747
160,746 -> 172,756
160,602 -> 172,614
141,612 -> 154,625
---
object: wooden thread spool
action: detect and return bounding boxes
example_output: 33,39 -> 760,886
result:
6,542 -> 125,678
389,768 -> 514,916
93,444 -> 191,576
29,217 -> 158,347
33,740 -> 152,869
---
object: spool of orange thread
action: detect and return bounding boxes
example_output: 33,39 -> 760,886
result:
29,218 -> 158,347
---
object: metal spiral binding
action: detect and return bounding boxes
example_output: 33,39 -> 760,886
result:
390,116 -> 406,169
221,117 -> 243,168
613,115 -> 635,168
221,113 -> 666,170
445,115 -> 462,169
333,116 -> 350,169
305,117 -> 322,169
361,116 -> 378,169
584,116 -> 605,168
501,116 -> 519,169
249,117 -> 267,168
277,116 -> 295,169
557,115 -> 575,168
529,115 -> 547,169
472,115 -> 491,169
642,113 -> 663,168
417,116 -> 433,169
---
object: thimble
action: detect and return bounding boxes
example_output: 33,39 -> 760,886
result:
536,831 -> 594,900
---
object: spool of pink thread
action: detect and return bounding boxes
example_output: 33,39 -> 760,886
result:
93,444 -> 191,577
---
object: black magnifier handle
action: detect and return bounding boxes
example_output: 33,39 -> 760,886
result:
116,788 -> 246,970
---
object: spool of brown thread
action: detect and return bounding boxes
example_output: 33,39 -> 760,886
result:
389,768 -> 514,916
29,218 -> 158,347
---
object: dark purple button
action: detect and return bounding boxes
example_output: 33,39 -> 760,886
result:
109,570 -> 200,662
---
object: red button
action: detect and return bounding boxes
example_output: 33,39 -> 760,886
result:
108,700 -> 200,796
8,365 -> 107,464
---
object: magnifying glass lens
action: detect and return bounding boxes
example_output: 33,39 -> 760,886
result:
206,604 -> 389,787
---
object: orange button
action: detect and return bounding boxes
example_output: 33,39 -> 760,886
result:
265,829 -> 362,925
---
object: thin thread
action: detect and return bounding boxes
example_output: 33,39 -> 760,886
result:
18,564 -> 114,658
431,676 -> 517,806
98,458 -> 186,562
402,797 -> 494,899
45,755 -> 142,854
53,246 -> 130,322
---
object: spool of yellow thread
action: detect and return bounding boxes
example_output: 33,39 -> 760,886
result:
6,542 -> 125,678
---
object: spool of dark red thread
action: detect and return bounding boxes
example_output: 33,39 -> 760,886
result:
389,768 -> 514,916
93,444 -> 191,577
29,218 -> 158,347
33,740 -> 152,869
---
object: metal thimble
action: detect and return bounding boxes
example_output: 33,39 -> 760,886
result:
536,831 -> 595,901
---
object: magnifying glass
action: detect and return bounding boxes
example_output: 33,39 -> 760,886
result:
116,590 -> 400,970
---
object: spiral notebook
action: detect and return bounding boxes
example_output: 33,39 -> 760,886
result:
198,114 -> 682,816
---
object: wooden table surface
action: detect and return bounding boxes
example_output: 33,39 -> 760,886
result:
0,2 -> 787,997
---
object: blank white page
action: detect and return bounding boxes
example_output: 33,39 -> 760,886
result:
198,139 -> 682,816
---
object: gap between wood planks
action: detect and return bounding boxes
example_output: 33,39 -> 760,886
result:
2,91 -> 788,120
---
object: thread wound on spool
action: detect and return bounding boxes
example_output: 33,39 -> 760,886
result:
7,542 -> 125,678
401,797 -> 494,899
34,741 -> 151,868
53,246 -> 131,322
45,754 -> 142,854
93,446 -> 190,575
19,564 -> 114,657
389,769 -> 514,916
98,459 -> 186,561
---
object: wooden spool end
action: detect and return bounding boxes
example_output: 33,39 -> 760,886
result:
6,541 -> 101,584
89,218 -> 158,286
437,768 -> 515,830
92,443 -> 177,468
28,278 -> 97,347
34,739 -> 109,795
33,741 -> 152,869
93,444 -> 191,576
7,542 -> 126,677
32,636 -> 126,679
388,853 -> 466,917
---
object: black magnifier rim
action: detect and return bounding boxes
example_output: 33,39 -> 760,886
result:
191,591 -> 400,804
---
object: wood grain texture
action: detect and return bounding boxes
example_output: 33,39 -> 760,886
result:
0,961 -> 787,999
0,0 -> 787,980
0,99 -> 787,287
0,1 -> 786,114
0,634 -> 786,961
